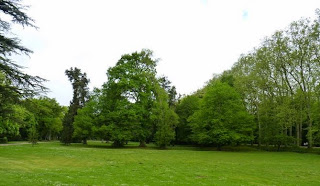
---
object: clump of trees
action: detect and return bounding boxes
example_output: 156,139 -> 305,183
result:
0,0 -> 53,143
174,10 -> 320,149
231,10 -> 320,148
2,0 -> 320,151
70,50 -> 178,148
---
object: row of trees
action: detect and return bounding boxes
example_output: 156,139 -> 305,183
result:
2,0 -> 320,149
174,10 -> 320,149
231,11 -> 320,148
0,0 -> 58,143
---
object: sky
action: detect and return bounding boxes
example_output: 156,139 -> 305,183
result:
12,0 -> 320,106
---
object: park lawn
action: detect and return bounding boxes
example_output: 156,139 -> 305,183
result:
0,141 -> 320,185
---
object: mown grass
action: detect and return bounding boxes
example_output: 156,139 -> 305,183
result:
1,141 -> 320,185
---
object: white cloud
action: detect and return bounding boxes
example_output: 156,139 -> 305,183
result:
12,0 -> 320,105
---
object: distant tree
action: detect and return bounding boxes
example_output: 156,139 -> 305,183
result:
73,92 -> 100,144
28,125 -> 38,146
23,97 -> 64,140
190,82 -> 255,149
152,85 -> 178,148
158,76 -> 178,108
0,104 -> 37,141
175,94 -> 200,144
61,67 -> 89,145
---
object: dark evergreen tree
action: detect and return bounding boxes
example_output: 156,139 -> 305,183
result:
0,0 -> 46,141
61,67 -> 89,144
0,0 -> 46,98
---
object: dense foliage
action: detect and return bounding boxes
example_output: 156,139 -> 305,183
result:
61,67 -> 90,144
231,11 -> 320,148
2,1 -> 320,151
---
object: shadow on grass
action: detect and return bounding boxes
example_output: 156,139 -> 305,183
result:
61,141 -> 264,153
58,141 -> 320,155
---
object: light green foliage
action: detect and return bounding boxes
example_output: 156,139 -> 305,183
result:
231,10 -> 320,148
190,82 -> 254,148
152,86 -> 178,148
0,104 -> 37,140
24,97 -> 63,140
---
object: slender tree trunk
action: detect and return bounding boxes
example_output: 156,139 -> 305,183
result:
307,112 -> 313,149
83,138 -> 87,145
257,105 -> 261,147
296,122 -> 300,147
289,126 -> 292,137
139,140 -> 146,147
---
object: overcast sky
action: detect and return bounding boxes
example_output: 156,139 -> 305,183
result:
13,0 -> 320,106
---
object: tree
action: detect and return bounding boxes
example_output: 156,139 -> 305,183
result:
100,49 -> 158,147
61,67 -> 90,144
28,125 -> 38,146
0,104 -> 37,141
0,1 -> 46,142
23,97 -> 64,140
190,82 -> 255,149
175,94 -> 200,144
73,92 -> 100,144
158,76 -> 178,108
0,0 -> 46,98
152,85 -> 178,148
231,10 -> 320,148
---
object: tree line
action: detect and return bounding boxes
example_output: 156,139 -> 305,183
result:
1,1 -> 320,149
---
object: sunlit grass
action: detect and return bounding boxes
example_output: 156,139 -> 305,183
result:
1,141 -> 320,185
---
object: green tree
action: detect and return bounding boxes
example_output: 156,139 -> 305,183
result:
23,97 -> 64,140
61,67 -> 90,144
190,82 -> 254,149
0,0 -> 46,98
73,92 -> 100,144
100,49 -> 158,147
158,76 -> 178,108
0,1 -> 46,141
28,125 -> 38,146
0,104 -> 37,141
152,85 -> 178,148
175,94 -> 200,144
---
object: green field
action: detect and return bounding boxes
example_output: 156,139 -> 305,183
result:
1,141 -> 320,185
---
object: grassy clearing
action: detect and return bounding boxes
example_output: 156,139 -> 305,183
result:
1,141 -> 320,185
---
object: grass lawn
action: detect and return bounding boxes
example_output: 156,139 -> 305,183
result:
0,141 -> 320,185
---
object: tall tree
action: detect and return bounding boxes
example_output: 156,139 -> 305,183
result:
61,67 -> 89,144
0,0 -> 46,141
0,0 -> 46,97
73,90 -> 100,144
152,85 -> 178,148
100,49 -> 159,147
231,10 -> 320,148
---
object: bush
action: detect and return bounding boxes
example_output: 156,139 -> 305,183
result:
0,137 -> 8,144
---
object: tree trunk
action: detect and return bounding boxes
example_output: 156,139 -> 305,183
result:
307,113 -> 313,149
257,105 -> 261,147
296,122 -> 300,146
139,141 -> 147,147
82,138 -> 87,145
